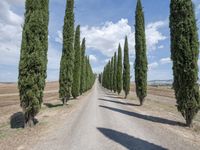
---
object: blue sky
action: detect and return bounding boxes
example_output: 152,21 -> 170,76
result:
0,0 -> 200,82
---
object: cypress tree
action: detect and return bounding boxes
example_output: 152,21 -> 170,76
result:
80,38 -> 86,95
110,57 -> 114,91
59,0 -> 74,104
113,52 -> 117,93
135,0 -> 148,106
99,73 -> 102,83
18,0 -> 49,127
85,56 -> 89,91
170,0 -> 200,127
117,44 -> 122,95
88,60 -> 95,89
107,62 -> 110,89
102,67 -> 106,88
72,25 -> 81,98
106,63 -> 109,89
103,63 -> 108,89
123,36 -> 130,99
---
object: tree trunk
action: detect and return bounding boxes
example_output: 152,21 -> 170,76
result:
62,98 -> 66,105
139,98 -> 144,106
124,95 -> 127,99
25,114 -> 34,128
186,114 -> 193,127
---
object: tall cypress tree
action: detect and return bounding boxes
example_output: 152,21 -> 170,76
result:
72,25 -> 81,98
113,52 -> 117,93
99,73 -> 102,83
123,36 -> 130,99
85,56 -> 89,91
105,61 -> 110,90
18,0 -> 49,126
80,38 -> 86,95
102,67 -> 106,88
135,0 -> 147,106
59,0 -> 74,104
110,57 -> 114,91
170,0 -> 200,127
117,44 -> 122,95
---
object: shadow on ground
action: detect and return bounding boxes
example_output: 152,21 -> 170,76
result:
10,112 -> 39,128
44,103 -> 64,108
105,92 -> 120,96
99,98 -> 140,107
97,127 -> 167,150
106,95 -> 124,99
10,112 -> 25,128
99,105 -> 185,127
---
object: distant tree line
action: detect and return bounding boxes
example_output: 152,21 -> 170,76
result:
18,0 -> 95,127
100,0 -> 200,127
101,37 -> 130,99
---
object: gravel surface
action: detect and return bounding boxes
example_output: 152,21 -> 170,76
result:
30,81 -> 200,150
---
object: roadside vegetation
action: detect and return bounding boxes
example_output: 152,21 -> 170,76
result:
18,0 -> 95,127
100,0 -> 200,127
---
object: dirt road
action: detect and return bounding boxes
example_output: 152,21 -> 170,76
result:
30,81 -> 200,150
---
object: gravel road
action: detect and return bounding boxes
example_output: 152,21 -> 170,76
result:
31,81 -> 200,150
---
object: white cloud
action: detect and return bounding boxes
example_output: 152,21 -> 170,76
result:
198,59 -> 200,66
130,61 -> 134,66
92,66 -> 104,74
146,21 -> 167,50
148,62 -> 159,70
7,0 -> 25,5
55,18 -> 167,57
104,59 -> 110,63
193,0 -> 200,14
47,44 -> 62,70
158,45 -> 164,49
81,18 -> 134,57
0,1 -> 24,67
147,57 -> 171,72
197,4 -> 200,14
89,54 -> 98,62
0,1 -> 23,25
160,57 -> 171,65
83,19 -> 167,56
55,30 -> 62,44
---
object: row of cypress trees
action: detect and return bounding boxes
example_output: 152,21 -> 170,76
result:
101,36 -> 130,99
59,0 -> 95,104
100,0 -> 200,127
18,0 -> 95,127
71,26 -> 95,99
100,0 -> 147,104
16,0 -> 200,128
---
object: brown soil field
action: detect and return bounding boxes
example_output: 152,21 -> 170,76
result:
0,82 -> 59,126
129,84 -> 200,123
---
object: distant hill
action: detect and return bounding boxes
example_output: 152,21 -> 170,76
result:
148,80 -> 173,86
148,79 -> 200,86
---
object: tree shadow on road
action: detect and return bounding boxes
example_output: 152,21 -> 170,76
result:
98,98 -> 140,107
43,103 -> 64,108
97,127 -> 167,150
99,105 -> 185,127
106,95 -> 124,99
105,92 -> 119,96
